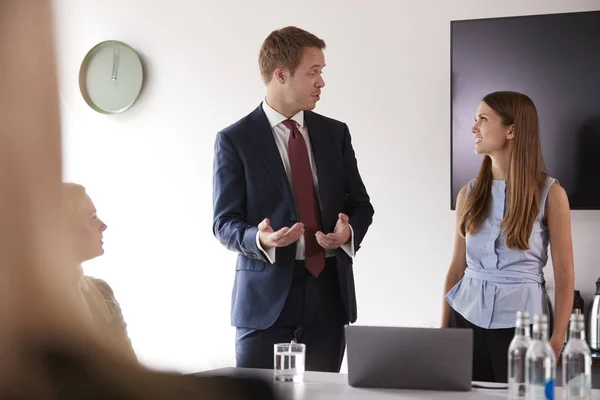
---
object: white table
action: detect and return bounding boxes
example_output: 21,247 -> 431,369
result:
199,367 -> 600,399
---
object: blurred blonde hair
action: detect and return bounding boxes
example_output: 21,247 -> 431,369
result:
0,1 -> 277,398
62,182 -> 88,214
0,0 -> 105,394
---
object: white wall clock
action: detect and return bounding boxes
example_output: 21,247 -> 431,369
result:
79,40 -> 144,114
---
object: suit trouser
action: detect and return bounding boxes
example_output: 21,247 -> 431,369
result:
235,257 -> 348,372
449,307 -> 515,383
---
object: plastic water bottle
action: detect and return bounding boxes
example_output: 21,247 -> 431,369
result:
509,311 -> 531,398
526,314 -> 556,400
562,313 -> 591,399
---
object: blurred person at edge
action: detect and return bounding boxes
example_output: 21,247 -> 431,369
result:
0,2 -> 278,399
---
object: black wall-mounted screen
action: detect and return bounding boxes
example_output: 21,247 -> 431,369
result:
451,10 -> 600,210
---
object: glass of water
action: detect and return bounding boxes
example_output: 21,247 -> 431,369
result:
273,343 -> 305,382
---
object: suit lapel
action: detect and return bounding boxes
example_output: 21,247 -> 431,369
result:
248,106 -> 296,210
304,111 -> 334,227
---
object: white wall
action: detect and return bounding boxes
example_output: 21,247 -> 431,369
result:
53,0 -> 600,373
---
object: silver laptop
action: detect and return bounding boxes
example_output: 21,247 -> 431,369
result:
345,325 -> 473,391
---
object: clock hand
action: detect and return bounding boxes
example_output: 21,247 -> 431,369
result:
111,47 -> 120,81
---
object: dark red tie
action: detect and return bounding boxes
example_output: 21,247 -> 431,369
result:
282,119 -> 325,277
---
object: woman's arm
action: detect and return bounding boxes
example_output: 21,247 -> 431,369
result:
441,185 -> 468,328
545,183 -> 575,359
89,277 -> 138,361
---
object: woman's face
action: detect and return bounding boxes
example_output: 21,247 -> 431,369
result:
471,101 -> 514,156
73,194 -> 107,263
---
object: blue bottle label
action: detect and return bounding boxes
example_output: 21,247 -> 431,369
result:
544,378 -> 555,400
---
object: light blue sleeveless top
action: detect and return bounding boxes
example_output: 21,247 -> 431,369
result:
445,177 -> 557,329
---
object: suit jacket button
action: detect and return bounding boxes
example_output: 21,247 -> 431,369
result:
288,257 -> 294,262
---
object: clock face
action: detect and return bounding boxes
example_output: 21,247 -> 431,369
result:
79,40 -> 144,114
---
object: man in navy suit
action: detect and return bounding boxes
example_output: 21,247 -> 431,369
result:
212,26 -> 374,372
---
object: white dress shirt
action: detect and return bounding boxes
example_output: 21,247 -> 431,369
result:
255,100 -> 354,263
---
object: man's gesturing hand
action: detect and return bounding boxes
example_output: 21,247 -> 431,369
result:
315,213 -> 351,249
258,218 -> 304,250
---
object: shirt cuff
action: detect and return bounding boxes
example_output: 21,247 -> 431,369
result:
340,224 -> 355,258
256,230 -> 276,263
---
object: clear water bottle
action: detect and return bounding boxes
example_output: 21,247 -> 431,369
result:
526,314 -> 556,400
509,311 -> 531,399
562,313 -> 591,399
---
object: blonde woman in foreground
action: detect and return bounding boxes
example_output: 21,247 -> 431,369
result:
62,182 -> 137,361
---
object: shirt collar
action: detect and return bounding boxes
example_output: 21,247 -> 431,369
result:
261,100 -> 304,129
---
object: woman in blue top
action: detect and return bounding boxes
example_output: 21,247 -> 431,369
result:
442,91 -> 574,383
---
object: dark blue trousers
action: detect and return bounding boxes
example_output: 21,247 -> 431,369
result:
235,257 -> 348,372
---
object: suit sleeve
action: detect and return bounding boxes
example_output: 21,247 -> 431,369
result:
212,131 -> 266,261
341,124 -> 374,253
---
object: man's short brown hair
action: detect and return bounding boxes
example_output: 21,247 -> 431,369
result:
258,26 -> 326,84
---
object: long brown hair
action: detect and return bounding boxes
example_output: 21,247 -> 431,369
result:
459,91 -> 548,250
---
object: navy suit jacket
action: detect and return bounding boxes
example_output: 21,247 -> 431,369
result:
212,105 -> 374,330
